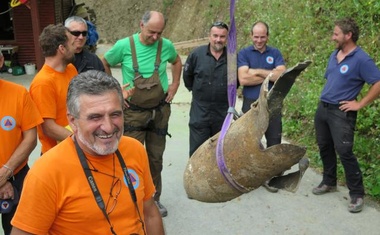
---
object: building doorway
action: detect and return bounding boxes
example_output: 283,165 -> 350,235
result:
0,1 -> 14,41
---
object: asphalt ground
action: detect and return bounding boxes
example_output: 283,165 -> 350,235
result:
1,62 -> 380,235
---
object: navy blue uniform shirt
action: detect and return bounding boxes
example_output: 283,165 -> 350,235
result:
321,46 -> 380,104
237,45 -> 285,100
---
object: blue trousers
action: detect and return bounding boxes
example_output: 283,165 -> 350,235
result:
314,102 -> 364,197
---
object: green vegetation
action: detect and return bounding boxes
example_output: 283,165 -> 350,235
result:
163,0 -> 175,15
227,0 -> 380,199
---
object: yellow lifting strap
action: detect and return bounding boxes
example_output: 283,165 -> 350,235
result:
10,0 -> 21,8
10,0 -> 29,8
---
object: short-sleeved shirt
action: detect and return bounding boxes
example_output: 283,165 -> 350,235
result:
321,46 -> 380,104
237,45 -> 285,100
104,33 -> 178,93
29,64 -> 78,153
0,80 -> 43,174
11,136 -> 155,234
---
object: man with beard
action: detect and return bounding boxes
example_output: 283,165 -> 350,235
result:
312,17 -> 380,213
64,16 -> 104,73
29,24 -> 78,154
183,22 -> 229,157
101,10 -> 182,217
11,70 -> 164,235
237,21 -> 286,193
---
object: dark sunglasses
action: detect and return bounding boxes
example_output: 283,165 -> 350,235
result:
68,30 -> 88,37
211,21 -> 229,31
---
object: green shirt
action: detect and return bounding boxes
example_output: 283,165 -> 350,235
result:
104,33 -> 178,93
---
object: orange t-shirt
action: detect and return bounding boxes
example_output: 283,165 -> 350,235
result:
12,136 -> 156,234
0,79 -> 43,174
29,64 -> 77,153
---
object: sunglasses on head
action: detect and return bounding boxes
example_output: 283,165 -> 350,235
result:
68,30 -> 88,37
211,21 -> 229,31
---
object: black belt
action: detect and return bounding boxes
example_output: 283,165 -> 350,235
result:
320,101 -> 341,108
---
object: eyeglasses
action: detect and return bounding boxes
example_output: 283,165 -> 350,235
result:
106,177 -> 121,215
86,159 -> 122,215
68,30 -> 88,37
211,21 -> 229,31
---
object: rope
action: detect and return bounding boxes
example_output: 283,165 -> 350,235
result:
0,7 -> 12,15
215,0 -> 249,193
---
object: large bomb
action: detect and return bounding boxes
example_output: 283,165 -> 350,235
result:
184,61 -> 312,202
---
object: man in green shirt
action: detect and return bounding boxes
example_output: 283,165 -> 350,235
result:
102,10 -> 182,217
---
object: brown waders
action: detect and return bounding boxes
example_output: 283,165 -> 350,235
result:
124,36 -> 171,201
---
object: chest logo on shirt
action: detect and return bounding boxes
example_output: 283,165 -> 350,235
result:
340,64 -> 349,74
0,200 -> 11,213
266,56 -> 274,65
123,169 -> 139,190
1,116 -> 16,131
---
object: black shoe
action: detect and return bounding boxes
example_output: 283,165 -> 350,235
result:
155,200 -> 168,217
348,196 -> 364,213
312,183 -> 337,195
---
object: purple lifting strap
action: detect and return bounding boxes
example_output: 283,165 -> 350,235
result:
216,0 -> 249,193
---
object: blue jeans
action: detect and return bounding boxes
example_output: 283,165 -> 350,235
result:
314,102 -> 364,197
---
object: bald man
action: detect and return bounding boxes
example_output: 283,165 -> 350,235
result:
101,10 -> 182,217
